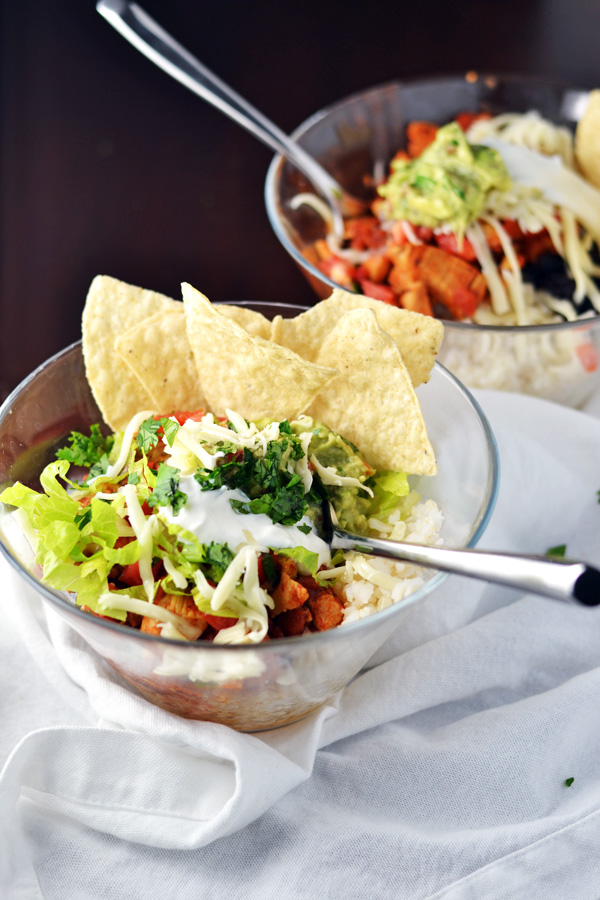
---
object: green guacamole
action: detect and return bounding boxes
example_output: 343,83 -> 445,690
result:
302,423 -> 375,534
377,121 -> 511,237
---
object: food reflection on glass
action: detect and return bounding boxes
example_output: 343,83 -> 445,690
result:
0,276 -> 447,646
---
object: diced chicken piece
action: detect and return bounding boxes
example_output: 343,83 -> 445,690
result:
297,575 -> 345,632
417,246 -> 487,318
399,284 -> 434,317
272,572 -> 309,616
307,592 -> 344,631
156,594 -> 208,631
273,554 -> 298,580
140,616 -> 162,635
387,245 -> 425,295
276,606 -> 313,636
359,254 -> 392,283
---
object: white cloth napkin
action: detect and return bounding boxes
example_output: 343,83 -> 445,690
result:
2,390 -> 600,900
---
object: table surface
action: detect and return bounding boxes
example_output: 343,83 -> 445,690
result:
2,0 -> 600,400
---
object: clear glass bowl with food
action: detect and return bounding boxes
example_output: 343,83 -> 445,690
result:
0,283 -> 498,732
265,73 -> 600,408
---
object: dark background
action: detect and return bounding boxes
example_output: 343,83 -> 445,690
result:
2,0 -> 600,400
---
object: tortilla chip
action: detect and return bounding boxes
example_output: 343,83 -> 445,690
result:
182,282 -> 338,420
576,90 -> 600,188
82,275 -> 180,430
216,304 -> 272,339
271,288 -> 444,386
306,308 -> 437,475
115,306 -> 206,414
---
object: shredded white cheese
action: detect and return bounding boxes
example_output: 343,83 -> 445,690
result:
310,455 -> 374,497
105,410 -> 155,479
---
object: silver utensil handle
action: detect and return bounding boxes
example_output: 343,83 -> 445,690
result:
332,532 -> 600,605
96,0 -> 345,207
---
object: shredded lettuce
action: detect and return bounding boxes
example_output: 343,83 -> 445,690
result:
272,546 -> 320,576
369,470 -> 410,517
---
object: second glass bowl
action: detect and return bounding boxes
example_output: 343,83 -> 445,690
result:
265,73 -> 600,408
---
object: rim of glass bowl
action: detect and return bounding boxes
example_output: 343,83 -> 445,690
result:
264,73 -> 599,336
0,334 -> 499,654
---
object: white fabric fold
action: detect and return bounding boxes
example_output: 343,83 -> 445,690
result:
1,389 -> 600,898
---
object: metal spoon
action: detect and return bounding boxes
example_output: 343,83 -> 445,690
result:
313,483 -> 600,606
96,0 -> 366,236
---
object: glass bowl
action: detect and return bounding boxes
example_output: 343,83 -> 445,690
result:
0,302 -> 499,731
264,73 -> 600,408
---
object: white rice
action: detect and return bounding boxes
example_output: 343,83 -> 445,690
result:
335,499 -> 444,625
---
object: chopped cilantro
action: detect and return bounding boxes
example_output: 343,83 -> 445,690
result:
546,544 -> 567,558
161,418 -> 180,447
88,455 -> 111,479
297,523 -> 312,535
136,417 -> 180,455
56,424 -> 114,469
74,507 -> 92,530
413,174 -> 436,193
230,471 -> 308,526
127,471 -> 140,485
202,542 -> 234,582
147,463 -> 187,515
261,553 -> 277,584
136,418 -> 163,454
565,777 -> 574,787
449,180 -> 467,201
194,431 -> 310,526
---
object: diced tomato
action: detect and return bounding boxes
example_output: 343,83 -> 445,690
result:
173,410 -> 205,425
577,343 -> 599,373
447,287 -> 480,319
414,226 -> 434,242
358,278 -> 398,305
153,409 -> 205,425
455,111 -> 492,132
390,221 -> 409,246
119,560 -> 162,586
318,256 -> 358,289
521,230 -> 555,263
344,216 -> 387,250
434,232 -> 477,262
204,614 -> 239,631
119,563 -> 143,586
500,219 -> 524,240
